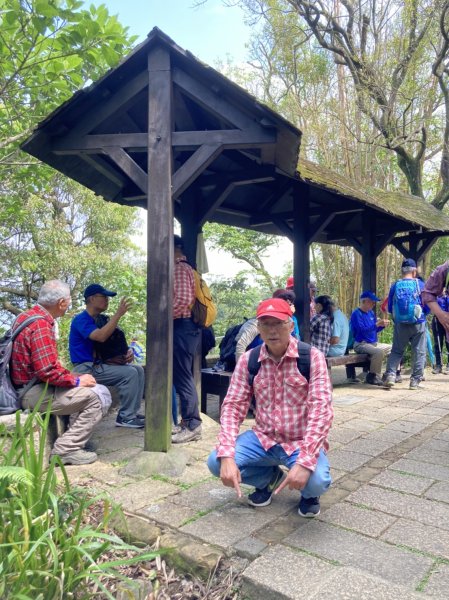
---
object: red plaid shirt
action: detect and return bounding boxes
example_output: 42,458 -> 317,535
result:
173,256 -> 195,319
10,305 -> 77,388
216,337 -> 333,472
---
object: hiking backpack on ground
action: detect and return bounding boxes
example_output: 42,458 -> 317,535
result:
392,279 -> 423,324
191,269 -> 217,328
247,340 -> 311,385
213,320 -> 247,372
0,315 -> 44,415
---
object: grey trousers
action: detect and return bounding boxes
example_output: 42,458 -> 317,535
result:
73,362 -> 144,420
22,384 -> 102,455
386,321 -> 427,380
353,342 -> 392,375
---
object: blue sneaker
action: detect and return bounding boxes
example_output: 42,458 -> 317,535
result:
115,415 -> 144,428
247,467 -> 286,507
298,496 -> 320,517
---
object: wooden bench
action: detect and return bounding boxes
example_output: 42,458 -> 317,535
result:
326,352 -> 370,379
201,352 -> 371,414
201,368 -> 233,415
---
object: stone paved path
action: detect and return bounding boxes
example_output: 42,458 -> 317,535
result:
64,367 -> 449,599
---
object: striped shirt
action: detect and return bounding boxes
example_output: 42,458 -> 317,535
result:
216,337 -> 333,472
173,256 -> 195,319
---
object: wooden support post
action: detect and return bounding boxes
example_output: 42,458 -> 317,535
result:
145,47 -> 173,452
293,184 -> 310,342
361,212 -> 376,293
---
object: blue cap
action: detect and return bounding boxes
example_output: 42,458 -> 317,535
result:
402,258 -> 416,268
360,291 -> 381,302
84,284 -> 117,300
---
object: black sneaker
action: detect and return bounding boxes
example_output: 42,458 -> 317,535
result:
115,415 -> 144,428
298,496 -> 320,517
247,467 -> 286,507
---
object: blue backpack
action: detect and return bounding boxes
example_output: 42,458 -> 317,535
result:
392,279 -> 422,324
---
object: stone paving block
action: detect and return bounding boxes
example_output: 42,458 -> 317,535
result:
435,429 -> 449,442
108,479 -> 179,511
381,518 -> 449,559
423,563 -> 449,597
319,502 -> 397,537
389,457 -> 449,481
233,536 -> 268,559
328,428 -> 363,444
241,544 -> 336,600
284,520 -> 433,587
366,407 -> 415,423
330,467 -> 347,482
369,428 -> 411,443
180,490 -> 298,548
424,481 -> 449,503
346,484 -> 449,531
350,467 -> 382,483
333,394 -> 368,406
170,460 -> 213,486
98,446 -> 142,465
327,449 -> 372,472
138,500 -> 198,527
256,513 -> 309,544
402,413 -> 441,424
415,406 -> 449,417
394,399 -> 429,410
342,437 -> 395,457
405,447 -> 449,467
340,418 -> 384,432
170,481 -> 238,511
308,567 -> 433,600
419,438 -> 449,453
95,433 -> 143,453
383,420 -> 428,434
371,470 -> 434,495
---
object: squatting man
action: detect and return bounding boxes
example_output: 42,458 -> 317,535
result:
207,298 -> 333,517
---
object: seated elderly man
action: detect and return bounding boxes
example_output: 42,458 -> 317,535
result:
10,280 -> 103,465
207,298 -> 333,518
350,291 -> 391,386
69,284 -> 145,429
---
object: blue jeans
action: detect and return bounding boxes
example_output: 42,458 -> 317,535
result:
173,318 -> 201,430
207,430 -> 331,499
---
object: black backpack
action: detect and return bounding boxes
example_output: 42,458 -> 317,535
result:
93,314 -> 129,364
213,320 -> 247,372
247,340 -> 311,386
0,315 -> 44,415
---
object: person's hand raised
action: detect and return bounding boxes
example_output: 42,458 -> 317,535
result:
115,297 -> 133,318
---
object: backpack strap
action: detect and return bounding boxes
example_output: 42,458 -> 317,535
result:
11,315 -> 45,340
247,340 -> 311,387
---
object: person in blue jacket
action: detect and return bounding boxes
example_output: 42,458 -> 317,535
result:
350,291 -> 391,386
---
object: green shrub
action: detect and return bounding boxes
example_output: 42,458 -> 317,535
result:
0,404 -> 158,599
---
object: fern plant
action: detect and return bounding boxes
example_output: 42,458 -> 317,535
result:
0,400 -> 159,599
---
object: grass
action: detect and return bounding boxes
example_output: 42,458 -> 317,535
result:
0,400 -> 160,600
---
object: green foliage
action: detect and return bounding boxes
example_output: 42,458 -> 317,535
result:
0,0 -> 136,169
0,403 -> 158,599
209,273 -> 264,337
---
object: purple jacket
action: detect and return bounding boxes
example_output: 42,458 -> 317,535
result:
422,261 -> 449,306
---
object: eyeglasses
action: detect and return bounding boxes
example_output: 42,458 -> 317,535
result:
257,319 -> 290,329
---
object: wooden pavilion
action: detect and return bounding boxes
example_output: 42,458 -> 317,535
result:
22,28 -> 449,451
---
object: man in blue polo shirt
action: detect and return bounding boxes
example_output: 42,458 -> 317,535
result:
69,284 -> 145,428
350,291 -> 391,386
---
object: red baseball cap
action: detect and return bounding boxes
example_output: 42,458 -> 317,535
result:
256,298 -> 293,320
286,276 -> 294,288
